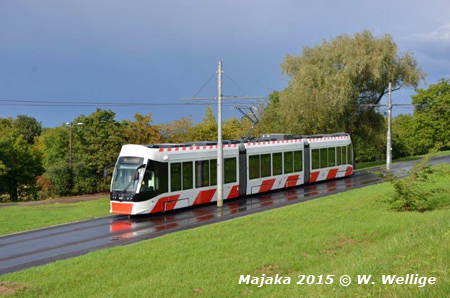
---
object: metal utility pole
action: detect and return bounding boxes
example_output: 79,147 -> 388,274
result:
386,82 -> 392,171
217,61 -> 223,207
362,83 -> 416,171
69,123 -> 73,163
180,62 -> 262,208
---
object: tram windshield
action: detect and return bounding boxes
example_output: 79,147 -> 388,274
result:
112,157 -> 144,192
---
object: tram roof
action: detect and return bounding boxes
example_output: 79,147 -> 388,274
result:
144,132 -> 350,149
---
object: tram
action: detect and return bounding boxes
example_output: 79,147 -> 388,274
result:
110,133 -> 354,215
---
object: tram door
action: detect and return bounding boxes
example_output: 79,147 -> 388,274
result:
304,142 -> 310,184
238,144 -> 247,196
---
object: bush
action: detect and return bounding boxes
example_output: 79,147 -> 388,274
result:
36,175 -> 52,200
39,161 -> 102,198
377,148 -> 443,212
44,162 -> 72,197
72,162 -> 98,194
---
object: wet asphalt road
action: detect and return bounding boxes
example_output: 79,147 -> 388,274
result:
1,156 -> 449,276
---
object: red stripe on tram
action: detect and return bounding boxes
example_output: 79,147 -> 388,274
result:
326,168 -> 339,180
285,174 -> 300,187
259,178 -> 276,193
193,189 -> 217,205
227,185 -> 240,199
309,171 -> 320,183
151,195 -> 180,213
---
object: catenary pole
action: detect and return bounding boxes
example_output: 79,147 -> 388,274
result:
217,61 -> 223,207
67,122 -> 83,165
69,123 -> 72,164
387,82 -> 392,171
180,62 -> 262,208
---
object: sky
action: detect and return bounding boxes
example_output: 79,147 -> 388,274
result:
1,0 -> 449,128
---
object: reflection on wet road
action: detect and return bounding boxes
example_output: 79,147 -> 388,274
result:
1,156 -> 448,275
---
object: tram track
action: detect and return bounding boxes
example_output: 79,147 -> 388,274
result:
0,175 -> 380,262
0,155 -> 448,276
0,171 -> 380,251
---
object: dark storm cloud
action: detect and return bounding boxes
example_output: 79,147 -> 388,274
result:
0,1 -> 449,126
404,24 -> 450,82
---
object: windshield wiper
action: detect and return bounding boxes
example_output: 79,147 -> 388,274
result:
121,181 -> 134,194
121,164 -> 146,194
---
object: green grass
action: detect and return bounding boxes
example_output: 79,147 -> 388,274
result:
2,165 -> 450,297
356,149 -> 450,170
0,198 -> 110,236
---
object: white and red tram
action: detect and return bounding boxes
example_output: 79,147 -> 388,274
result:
110,133 -> 354,215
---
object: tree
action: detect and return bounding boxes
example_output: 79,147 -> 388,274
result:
202,104 -> 216,123
189,105 -> 218,141
352,109 -> 386,161
395,78 -> 450,155
261,30 -> 425,161
43,161 -> 72,197
393,114 -> 416,156
36,127 -> 69,169
35,126 -> 79,197
12,115 -> 42,144
223,117 -> 247,140
74,109 -> 127,181
257,91 -> 284,135
0,160 -> 6,176
409,78 -> 450,153
123,112 -> 161,145
0,120 -> 43,201
72,161 -> 98,194
160,117 -> 194,143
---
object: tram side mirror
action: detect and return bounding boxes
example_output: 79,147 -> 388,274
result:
133,164 -> 146,181
102,163 -> 115,180
133,170 -> 140,181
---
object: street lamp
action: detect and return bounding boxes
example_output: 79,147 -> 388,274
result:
66,122 -> 83,163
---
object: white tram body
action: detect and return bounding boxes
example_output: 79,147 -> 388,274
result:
110,133 -> 354,215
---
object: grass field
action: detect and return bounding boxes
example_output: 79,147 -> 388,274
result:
0,198 -> 110,236
2,164 -> 449,297
355,149 -> 450,170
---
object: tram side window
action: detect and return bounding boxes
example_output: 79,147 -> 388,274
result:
224,158 -> 237,183
320,148 -> 327,168
261,154 -> 271,177
337,147 -> 342,166
342,146 -> 347,164
294,150 -> 303,172
142,160 -> 168,193
195,160 -> 210,188
328,147 -> 336,167
312,149 -> 320,170
183,162 -> 193,190
249,155 -> 260,180
284,151 -> 293,174
273,153 -> 282,175
170,163 -> 182,192
210,159 -> 217,186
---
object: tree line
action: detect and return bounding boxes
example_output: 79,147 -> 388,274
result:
0,30 -> 449,201
0,106 -> 251,201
